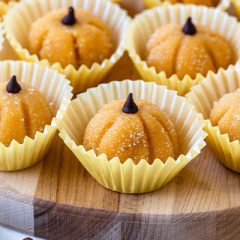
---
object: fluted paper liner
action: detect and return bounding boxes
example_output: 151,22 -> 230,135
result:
187,65 -> 240,173
57,80 -> 206,193
0,1 -> 6,53
0,61 -> 73,171
3,0 -> 130,94
0,1 -> 16,19
126,5 -> 240,96
0,24 -> 4,53
144,0 -> 230,11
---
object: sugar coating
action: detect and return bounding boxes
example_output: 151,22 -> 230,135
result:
146,24 -> 234,79
210,89 -> 240,142
29,8 -> 113,68
83,100 -> 179,164
169,0 -> 220,7
0,82 -> 52,146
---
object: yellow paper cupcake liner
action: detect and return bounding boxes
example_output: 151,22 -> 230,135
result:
3,0 -> 130,94
126,4 -> 240,96
0,24 -> 4,52
0,1 -> 17,19
187,65 -> 240,172
57,80 -> 206,194
143,0 -> 230,10
0,61 -> 73,171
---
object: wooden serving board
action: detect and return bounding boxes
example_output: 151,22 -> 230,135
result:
0,50 -> 240,240
1,1 -> 240,240
1,120 -> 240,240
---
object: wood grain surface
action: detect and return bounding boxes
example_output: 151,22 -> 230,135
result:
0,0 -> 240,239
0,50 -> 240,239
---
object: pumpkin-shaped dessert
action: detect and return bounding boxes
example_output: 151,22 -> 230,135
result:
83,93 -> 179,164
29,6 -> 113,68
210,89 -> 240,142
167,0 -> 220,7
146,17 -> 234,79
0,76 -> 52,146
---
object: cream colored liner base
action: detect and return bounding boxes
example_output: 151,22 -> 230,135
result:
126,4 -> 240,96
0,61 -> 73,171
3,0 -> 130,94
187,66 -> 240,173
144,0 -> 230,11
58,80 -> 206,194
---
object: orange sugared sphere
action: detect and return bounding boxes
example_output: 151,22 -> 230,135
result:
0,76 -> 52,146
29,7 -> 113,69
210,90 -> 240,142
83,93 -> 179,164
146,17 -> 234,79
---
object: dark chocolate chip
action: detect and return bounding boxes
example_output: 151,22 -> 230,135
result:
61,6 -> 76,26
182,17 -> 197,36
122,93 -> 138,114
6,75 -> 21,94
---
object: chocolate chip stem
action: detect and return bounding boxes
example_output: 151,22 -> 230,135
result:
61,6 -> 76,26
182,17 -> 197,36
122,93 -> 139,114
6,75 -> 21,94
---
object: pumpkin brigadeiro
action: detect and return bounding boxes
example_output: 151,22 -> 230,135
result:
0,76 -> 52,146
210,89 -> 240,142
146,17 -> 234,79
83,93 -> 179,164
168,0 -> 220,7
29,6 -> 113,68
